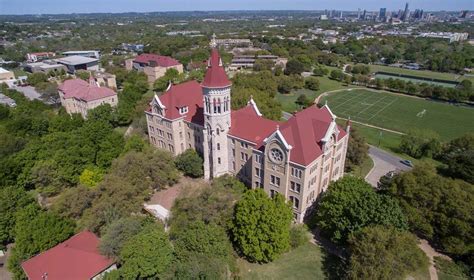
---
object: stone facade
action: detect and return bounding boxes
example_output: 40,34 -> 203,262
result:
145,50 -> 349,222
58,78 -> 118,118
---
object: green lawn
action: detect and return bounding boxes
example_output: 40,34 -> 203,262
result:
236,243 -> 341,280
320,89 -> 474,141
349,156 -> 374,178
277,75 -> 353,112
369,64 -> 470,82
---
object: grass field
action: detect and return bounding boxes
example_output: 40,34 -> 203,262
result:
277,75 -> 354,112
374,73 -> 458,88
369,64 -> 473,82
320,89 -> 474,141
236,243 -> 336,279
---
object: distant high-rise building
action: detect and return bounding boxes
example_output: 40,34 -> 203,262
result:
379,8 -> 387,20
460,10 -> 469,18
362,10 -> 367,20
401,2 -> 409,21
413,9 -> 424,20
357,8 -> 361,19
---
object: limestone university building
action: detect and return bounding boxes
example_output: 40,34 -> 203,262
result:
145,49 -> 349,222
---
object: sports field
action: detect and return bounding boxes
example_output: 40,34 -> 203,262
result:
320,89 -> 474,141
369,64 -> 473,82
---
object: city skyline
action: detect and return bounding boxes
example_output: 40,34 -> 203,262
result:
0,0 -> 472,15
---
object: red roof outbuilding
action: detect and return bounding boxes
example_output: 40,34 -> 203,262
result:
133,53 -> 181,67
21,231 -> 115,280
58,78 -> 117,102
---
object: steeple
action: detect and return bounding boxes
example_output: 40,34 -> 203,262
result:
202,49 -> 231,88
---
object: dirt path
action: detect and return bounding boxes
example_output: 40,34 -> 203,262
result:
418,239 -> 451,280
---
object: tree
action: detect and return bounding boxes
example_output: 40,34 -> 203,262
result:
231,189 -> 293,263
330,69 -> 344,81
304,76 -> 320,91
172,220 -> 233,262
170,175 -> 246,232
439,133 -> 474,183
289,224 -> 311,249
8,205 -> 75,279
51,185 -> 97,220
349,226 -> 428,280
79,166 -> 104,188
100,216 -> 151,259
313,65 -> 329,76
0,186 -> 35,249
384,164 -> 474,260
174,149 -> 203,178
118,224 -> 174,279
284,59 -> 305,75
27,72 -> 47,86
153,68 -> 182,92
295,94 -> 312,108
79,150 -> 179,232
315,176 -> 408,244
400,129 -> 441,158
345,128 -> 369,172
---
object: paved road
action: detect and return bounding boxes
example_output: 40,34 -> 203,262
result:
12,86 -> 42,100
365,145 -> 411,187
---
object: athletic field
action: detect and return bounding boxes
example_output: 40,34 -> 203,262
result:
320,89 -> 474,141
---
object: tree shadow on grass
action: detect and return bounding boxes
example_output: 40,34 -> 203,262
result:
321,248 -> 349,280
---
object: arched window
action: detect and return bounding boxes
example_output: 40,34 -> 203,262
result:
289,196 -> 299,209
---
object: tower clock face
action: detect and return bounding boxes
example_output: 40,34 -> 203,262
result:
269,148 -> 284,164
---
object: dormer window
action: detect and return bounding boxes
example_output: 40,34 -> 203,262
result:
179,106 -> 189,115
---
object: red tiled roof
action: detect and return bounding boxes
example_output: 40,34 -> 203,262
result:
134,53 -> 181,67
58,78 -> 117,102
202,49 -> 231,88
21,231 -> 115,280
157,80 -> 204,125
280,106 -> 347,165
229,105 -> 281,146
229,104 -> 347,165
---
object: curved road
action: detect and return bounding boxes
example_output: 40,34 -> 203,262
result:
365,145 -> 412,187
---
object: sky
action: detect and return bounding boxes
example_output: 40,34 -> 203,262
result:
0,0 -> 472,15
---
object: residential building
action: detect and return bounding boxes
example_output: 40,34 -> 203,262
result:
25,52 -> 56,62
145,49 -> 349,222
62,50 -> 101,59
418,32 -> 469,43
21,231 -> 116,280
56,55 -> 100,74
58,77 -> 118,118
125,53 -> 183,85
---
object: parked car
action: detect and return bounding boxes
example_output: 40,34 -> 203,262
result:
400,159 -> 413,167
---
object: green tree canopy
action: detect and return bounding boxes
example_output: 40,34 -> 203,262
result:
0,186 -> 35,249
349,226 -> 428,280
118,223 -> 174,279
174,149 -> 203,178
439,133 -> 474,183
384,164 -> 474,260
345,128 -> 369,172
8,205 -> 75,279
400,129 -> 441,159
315,176 -> 408,244
231,189 -> 293,263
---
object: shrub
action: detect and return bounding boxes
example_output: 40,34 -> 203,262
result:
290,224 -> 311,248
174,149 -> 203,178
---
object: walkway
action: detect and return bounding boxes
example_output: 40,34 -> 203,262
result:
418,239 -> 451,280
